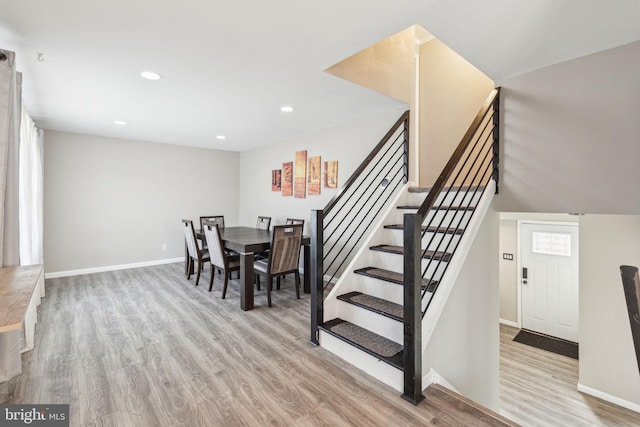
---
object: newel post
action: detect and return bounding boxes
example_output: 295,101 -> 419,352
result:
310,209 -> 324,345
402,213 -> 424,404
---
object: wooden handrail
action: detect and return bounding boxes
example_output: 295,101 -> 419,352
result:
416,89 -> 499,218
324,110 -> 409,215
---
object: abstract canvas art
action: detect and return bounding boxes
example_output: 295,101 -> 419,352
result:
294,150 -> 307,198
308,156 -> 321,195
323,160 -> 338,189
282,162 -> 293,196
271,169 -> 281,191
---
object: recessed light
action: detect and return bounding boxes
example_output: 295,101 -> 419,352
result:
140,71 -> 162,80
216,135 -> 227,140
280,106 -> 294,113
114,120 -> 128,126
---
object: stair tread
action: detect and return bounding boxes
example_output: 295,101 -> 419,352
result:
397,205 -> 475,211
354,267 -> 438,292
337,291 -> 403,322
370,245 -> 452,262
319,318 -> 404,370
384,224 -> 464,235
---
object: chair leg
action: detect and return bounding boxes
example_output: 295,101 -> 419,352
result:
222,269 -> 229,299
186,257 -> 193,280
255,274 -> 261,291
195,260 -> 202,286
276,276 -> 281,290
208,264 -> 215,292
267,277 -> 272,307
295,271 -> 300,299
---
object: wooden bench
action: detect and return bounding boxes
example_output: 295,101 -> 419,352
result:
0,264 -> 44,382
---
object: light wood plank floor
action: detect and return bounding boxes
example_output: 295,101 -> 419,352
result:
499,324 -> 640,426
2,263 -> 637,426
0,263 -> 502,426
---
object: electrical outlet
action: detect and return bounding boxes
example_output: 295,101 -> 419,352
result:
162,244 -> 168,251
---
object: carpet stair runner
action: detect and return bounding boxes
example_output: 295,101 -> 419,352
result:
318,318 -> 404,370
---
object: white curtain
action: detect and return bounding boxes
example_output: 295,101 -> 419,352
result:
19,102 -> 44,265
0,48 -> 23,383
0,49 -> 21,267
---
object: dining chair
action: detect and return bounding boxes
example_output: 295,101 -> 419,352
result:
200,215 -> 224,231
285,218 -> 305,227
182,219 -> 210,287
256,216 -> 271,230
203,220 -> 240,297
198,216 -> 224,248
254,224 -> 303,306
277,218 -> 306,286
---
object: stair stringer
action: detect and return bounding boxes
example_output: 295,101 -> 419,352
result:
419,180 -> 496,350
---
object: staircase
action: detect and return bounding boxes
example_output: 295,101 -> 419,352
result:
317,183 -> 489,390
310,88 -> 501,406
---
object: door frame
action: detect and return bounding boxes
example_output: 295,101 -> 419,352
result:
516,219 -> 579,329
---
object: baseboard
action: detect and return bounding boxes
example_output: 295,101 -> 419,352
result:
45,257 -> 183,279
499,318 -> 519,328
423,368 -> 459,394
577,383 -> 640,414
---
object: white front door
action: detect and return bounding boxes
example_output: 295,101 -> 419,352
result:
521,222 -> 579,342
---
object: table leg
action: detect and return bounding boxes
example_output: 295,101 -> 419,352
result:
240,251 -> 255,311
303,244 -> 310,294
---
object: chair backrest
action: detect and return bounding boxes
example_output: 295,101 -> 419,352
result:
285,218 -> 305,227
268,224 -> 303,275
182,219 -> 200,258
200,215 -> 224,231
256,216 -> 271,230
203,220 -> 226,268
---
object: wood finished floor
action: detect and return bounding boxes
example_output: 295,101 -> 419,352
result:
500,324 -> 640,426
1,262 -> 638,426
0,263 -> 498,426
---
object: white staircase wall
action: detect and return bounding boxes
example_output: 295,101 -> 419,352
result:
420,182 -> 500,411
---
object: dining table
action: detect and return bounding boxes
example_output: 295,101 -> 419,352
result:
191,226 -> 310,311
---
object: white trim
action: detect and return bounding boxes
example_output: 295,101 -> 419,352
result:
422,368 -> 458,393
45,257 -> 183,279
499,318 -> 519,328
577,383 -> 640,414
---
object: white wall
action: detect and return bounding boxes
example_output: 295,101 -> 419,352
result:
579,214 -> 640,409
496,40 -> 640,214
499,219 -> 517,324
44,131 -> 240,274
423,202 -> 500,410
238,108 -> 408,234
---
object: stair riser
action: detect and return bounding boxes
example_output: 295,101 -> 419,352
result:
366,252 -> 449,281
342,276 -> 435,315
336,299 -> 403,343
380,228 -> 461,251
407,189 -> 483,207
318,331 -> 403,392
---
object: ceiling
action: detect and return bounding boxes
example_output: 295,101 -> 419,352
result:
1,0 -> 639,152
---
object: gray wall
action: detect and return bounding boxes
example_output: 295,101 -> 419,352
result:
495,40 -> 640,214
579,214 -> 640,407
44,131 -> 240,274
238,108 -> 407,234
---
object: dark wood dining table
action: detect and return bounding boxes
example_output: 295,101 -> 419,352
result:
192,226 -> 310,310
